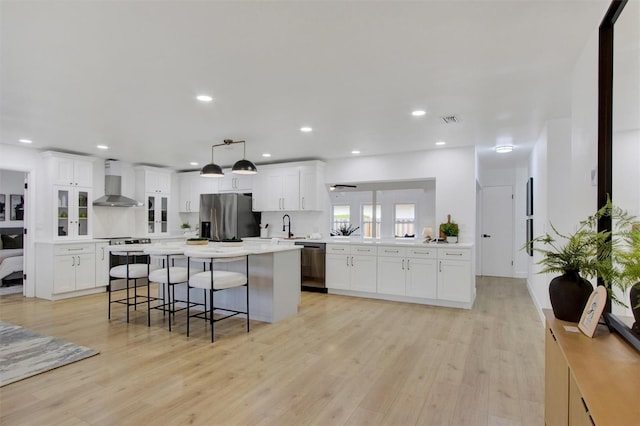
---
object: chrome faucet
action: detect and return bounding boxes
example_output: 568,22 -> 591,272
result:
282,214 -> 292,238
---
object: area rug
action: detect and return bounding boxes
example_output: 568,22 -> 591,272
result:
0,321 -> 99,387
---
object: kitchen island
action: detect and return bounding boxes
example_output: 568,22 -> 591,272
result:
107,241 -> 302,324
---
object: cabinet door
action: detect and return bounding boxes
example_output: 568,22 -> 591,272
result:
377,256 -> 405,295
75,189 -> 91,238
95,243 -> 109,287
569,373 -> 593,426
282,171 -> 300,210
147,195 -> 157,234
56,188 -> 71,238
74,253 -> 96,290
406,257 -> 437,299
545,326 -> 569,426
299,166 -> 317,210
159,196 -> 168,234
156,172 -> 171,194
437,259 -> 471,302
53,255 -> 76,293
73,160 -> 93,187
326,254 -> 350,290
351,255 -> 377,292
179,174 -> 193,212
54,158 -> 75,186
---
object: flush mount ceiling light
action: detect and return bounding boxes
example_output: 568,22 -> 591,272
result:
411,110 -> 426,116
196,94 -> 213,102
351,150 -> 360,154
96,144 -> 109,150
495,145 -> 513,153
190,161 -> 199,166
262,153 -> 272,158
300,126 -> 313,132
435,141 -> 446,146
19,139 -> 32,144
201,139 -> 257,178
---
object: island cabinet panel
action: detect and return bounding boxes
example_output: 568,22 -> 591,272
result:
436,248 -> 472,303
376,246 -> 438,298
405,257 -> 437,299
543,310 -> 640,426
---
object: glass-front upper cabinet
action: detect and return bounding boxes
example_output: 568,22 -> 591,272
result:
55,187 -> 92,239
147,194 -> 169,236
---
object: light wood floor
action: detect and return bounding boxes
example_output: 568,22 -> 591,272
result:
0,277 -> 544,425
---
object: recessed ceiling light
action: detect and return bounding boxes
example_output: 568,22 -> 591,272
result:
96,144 -> 109,150
351,150 -> 360,155
190,162 -> 199,166
300,126 -> 313,133
495,145 -> 513,153
262,153 -> 272,158
435,141 -> 446,146
412,110 -> 426,117
196,95 -> 213,102
19,139 -> 32,144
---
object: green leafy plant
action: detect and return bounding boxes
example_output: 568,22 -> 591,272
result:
181,222 -> 191,229
441,221 -> 459,237
331,224 -> 360,236
528,198 -> 638,307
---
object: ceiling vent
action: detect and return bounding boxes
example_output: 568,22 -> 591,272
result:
441,115 -> 458,124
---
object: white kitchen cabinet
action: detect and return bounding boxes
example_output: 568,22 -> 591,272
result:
218,170 -> 253,193
376,246 -> 437,297
146,194 -> 169,236
54,186 -> 92,240
437,247 -> 472,303
179,171 -> 211,213
326,244 -> 377,292
50,155 -> 94,187
95,242 -> 109,287
35,242 -> 103,300
255,167 -> 299,211
140,167 -> 171,194
299,163 -> 324,211
136,166 -> 172,236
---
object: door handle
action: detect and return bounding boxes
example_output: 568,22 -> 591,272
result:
402,259 -> 405,270
72,256 -> 75,266
407,259 -> 410,270
483,234 -> 491,238
351,256 -> 354,267
346,256 -> 349,266
77,256 -> 81,265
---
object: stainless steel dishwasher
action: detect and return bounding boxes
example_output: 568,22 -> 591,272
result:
294,241 -> 326,293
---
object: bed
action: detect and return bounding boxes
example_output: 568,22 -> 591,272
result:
0,228 -> 24,285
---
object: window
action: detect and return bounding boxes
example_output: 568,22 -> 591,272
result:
331,205 -> 350,232
362,204 -> 381,238
394,203 -> 415,237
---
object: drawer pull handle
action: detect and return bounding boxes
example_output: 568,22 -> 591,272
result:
68,248 -> 85,251
386,250 -> 399,253
445,253 -> 463,256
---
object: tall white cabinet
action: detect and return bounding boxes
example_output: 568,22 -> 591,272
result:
42,152 -> 95,241
136,166 -> 173,236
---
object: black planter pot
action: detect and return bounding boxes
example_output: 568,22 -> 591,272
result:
631,283 -> 640,337
548,270 -> 593,322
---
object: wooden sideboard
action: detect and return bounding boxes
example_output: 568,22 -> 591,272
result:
544,309 -> 640,425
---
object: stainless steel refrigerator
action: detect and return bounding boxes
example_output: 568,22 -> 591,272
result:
199,193 -> 260,241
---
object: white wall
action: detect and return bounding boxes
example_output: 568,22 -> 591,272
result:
326,147 -> 477,244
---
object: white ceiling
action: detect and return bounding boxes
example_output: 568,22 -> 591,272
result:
0,0 -> 611,172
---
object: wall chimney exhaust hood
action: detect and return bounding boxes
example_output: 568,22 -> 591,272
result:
93,160 -> 143,207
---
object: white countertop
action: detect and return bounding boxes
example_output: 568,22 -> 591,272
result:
243,236 -> 473,248
106,240 -> 302,256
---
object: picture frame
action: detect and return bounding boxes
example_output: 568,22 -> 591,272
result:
526,177 -> 534,216
526,218 -> 533,256
10,194 -> 24,221
578,286 -> 607,337
0,194 -> 5,221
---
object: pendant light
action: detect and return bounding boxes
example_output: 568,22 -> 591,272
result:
201,139 -> 258,177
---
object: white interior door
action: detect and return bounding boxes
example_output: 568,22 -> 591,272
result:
481,185 -> 513,277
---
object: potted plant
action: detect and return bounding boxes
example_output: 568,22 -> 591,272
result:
530,199 -> 638,323
442,221 -> 459,243
530,222 -> 601,322
618,227 -> 640,336
330,224 -> 359,237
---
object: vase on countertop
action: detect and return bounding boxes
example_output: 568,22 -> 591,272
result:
548,270 -> 593,322
446,236 -> 458,243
